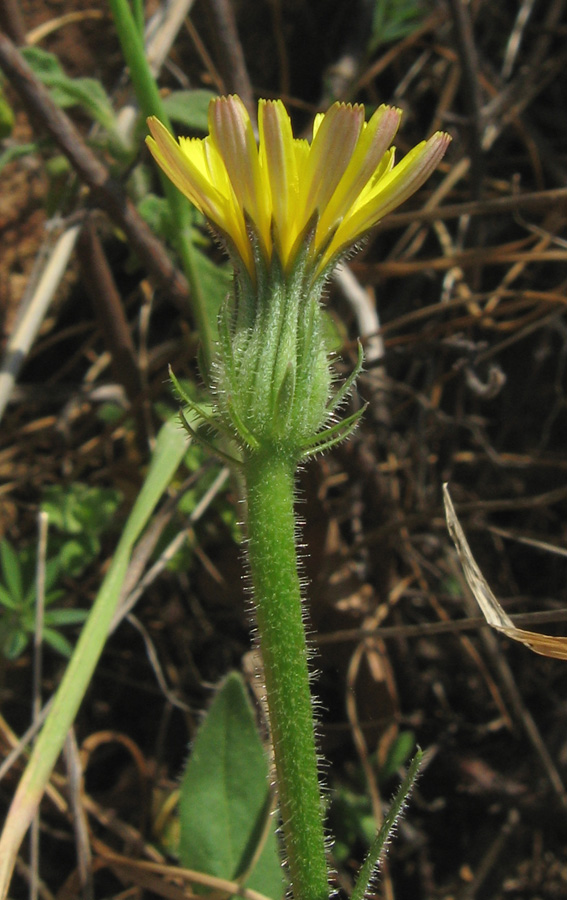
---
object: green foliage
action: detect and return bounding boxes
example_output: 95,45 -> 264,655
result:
0,483 -> 123,659
136,196 -> 230,343
137,193 -> 175,243
379,729 -> 415,783
331,786 -> 376,865
21,46 -> 117,133
178,672 -> 284,899
193,252 -> 232,343
329,730 -> 415,864
163,89 -> 218,133
0,85 -> 15,139
0,142 -> 38,175
0,419 -> 190,885
369,0 -> 425,52
41,483 -> 123,578
0,539 -> 86,660
350,751 -> 423,900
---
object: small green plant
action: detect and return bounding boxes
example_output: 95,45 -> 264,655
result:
41,483 -> 123,578
146,95 -> 449,900
369,0 -> 426,53
0,539 -> 86,660
330,730 -> 416,865
0,485 -> 122,660
0,482 -> 122,659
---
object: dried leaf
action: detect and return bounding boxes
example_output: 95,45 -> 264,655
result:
443,484 -> 567,661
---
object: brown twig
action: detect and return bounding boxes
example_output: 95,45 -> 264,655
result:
76,222 -> 143,408
0,0 -> 27,45
317,607 -> 567,647
0,32 -> 190,312
184,16 -> 226,95
380,187 -> 567,231
457,578 -> 567,810
447,0 -> 484,201
362,247 -> 567,277
63,731 -> 94,900
352,9 -> 447,93
206,0 -> 255,122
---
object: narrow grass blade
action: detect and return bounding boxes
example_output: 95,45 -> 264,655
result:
0,418 -> 188,900
350,750 -> 423,900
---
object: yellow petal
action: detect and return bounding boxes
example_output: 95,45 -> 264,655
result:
209,96 -> 271,252
146,117 -> 222,221
147,116 -> 253,274
200,136 -> 251,261
353,133 -> 450,229
317,105 -> 401,237
311,112 -> 325,140
259,99 -> 297,260
147,99 -> 450,284
300,103 -> 365,224
327,132 -> 451,261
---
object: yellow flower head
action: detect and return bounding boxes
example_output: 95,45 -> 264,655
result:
147,96 -> 450,282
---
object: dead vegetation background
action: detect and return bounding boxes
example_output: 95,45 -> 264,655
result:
1,0 -> 567,898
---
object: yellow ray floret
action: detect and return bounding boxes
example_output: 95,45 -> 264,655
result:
146,95 -> 450,281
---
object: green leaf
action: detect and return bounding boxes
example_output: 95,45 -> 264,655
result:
42,627 -> 73,657
351,751 -> 423,900
0,626 -> 29,660
43,590 -> 66,608
163,89 -> 218,133
0,142 -> 37,175
23,562 -> 63,608
56,537 -> 97,578
191,251 -> 232,343
0,584 -> 19,610
0,86 -> 15,138
42,484 -> 123,537
369,0 -> 425,52
379,730 -> 415,783
178,672 -> 284,899
43,608 -> 88,627
43,557 -> 62,595
0,541 -> 23,605
21,47 -> 116,132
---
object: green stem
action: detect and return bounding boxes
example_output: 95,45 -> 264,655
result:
243,449 -> 329,900
131,0 -> 145,36
107,0 -> 214,373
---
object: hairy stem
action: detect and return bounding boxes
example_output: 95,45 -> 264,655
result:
243,450 -> 328,900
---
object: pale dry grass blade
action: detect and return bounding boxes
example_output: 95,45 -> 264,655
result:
444,483 -> 567,660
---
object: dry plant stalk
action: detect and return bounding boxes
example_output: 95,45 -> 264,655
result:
444,484 -> 567,660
